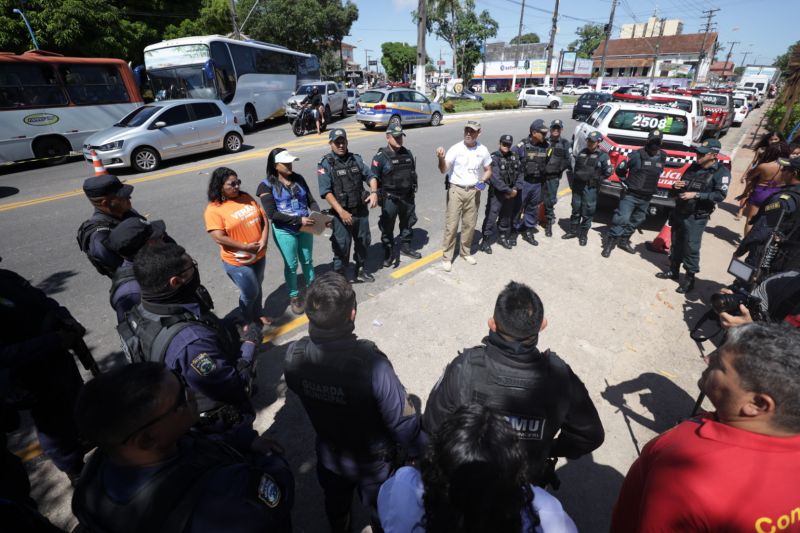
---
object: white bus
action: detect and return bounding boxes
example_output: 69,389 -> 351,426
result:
0,50 -> 143,165
143,35 -> 320,131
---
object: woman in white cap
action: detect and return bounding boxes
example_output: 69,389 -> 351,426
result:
257,148 -> 320,315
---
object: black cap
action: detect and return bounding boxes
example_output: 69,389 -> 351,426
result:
647,129 -> 663,142
386,124 -> 406,137
695,138 -> 722,154
550,119 -> 564,129
530,119 -> 548,133
107,218 -> 166,258
329,128 -> 347,141
83,174 -> 133,199
500,134 -> 513,145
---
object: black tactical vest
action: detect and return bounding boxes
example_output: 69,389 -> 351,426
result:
117,302 -> 239,413
459,346 -> 571,480
76,212 -> 126,277
326,153 -> 366,210
675,164 -> 717,216
544,138 -> 569,176
625,149 -> 665,195
573,150 -> 603,187
72,435 -> 260,533
768,188 -> 800,273
492,150 -> 521,188
377,147 -> 416,195
285,338 -> 395,458
109,262 -> 137,306
521,139 -> 549,182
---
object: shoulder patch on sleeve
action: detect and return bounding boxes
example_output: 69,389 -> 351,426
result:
779,194 -> 791,200
190,352 -> 216,376
257,474 -> 281,508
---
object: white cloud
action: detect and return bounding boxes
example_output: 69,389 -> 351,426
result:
392,0 -> 418,11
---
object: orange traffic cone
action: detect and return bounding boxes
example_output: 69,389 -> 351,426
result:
647,223 -> 671,254
538,203 -> 546,227
89,149 -> 109,176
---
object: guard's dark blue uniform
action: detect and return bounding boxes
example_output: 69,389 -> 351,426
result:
608,148 -> 666,240
669,161 -> 730,274
542,136 -> 572,227
0,269 -> 85,478
513,137 -> 548,236
737,183 -> 800,273
109,260 -> 141,323
284,327 -> 427,532
318,152 -> 374,273
482,149 -> 523,243
370,145 -> 418,253
77,209 -> 146,277
569,147 -> 612,238
72,432 -> 294,533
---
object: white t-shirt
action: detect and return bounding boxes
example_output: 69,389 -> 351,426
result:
444,141 -> 492,187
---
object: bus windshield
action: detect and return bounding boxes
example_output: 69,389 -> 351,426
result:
149,67 -> 217,100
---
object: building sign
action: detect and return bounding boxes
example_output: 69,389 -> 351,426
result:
574,58 -> 593,75
560,52 -> 577,73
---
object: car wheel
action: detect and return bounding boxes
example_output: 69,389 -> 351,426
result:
364,122 -> 375,130
340,103 -> 347,119
549,101 -> 559,109
244,105 -> 257,132
223,132 -> 243,153
520,100 -> 527,108
32,136 -> 70,165
389,114 -> 401,127
430,112 -> 442,127
131,146 -> 160,172
325,105 -> 332,123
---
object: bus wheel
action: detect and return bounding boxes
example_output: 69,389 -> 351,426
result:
33,136 -> 70,165
244,105 -> 257,132
223,132 -> 243,153
132,147 -> 160,172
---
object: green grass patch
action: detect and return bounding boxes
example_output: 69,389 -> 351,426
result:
443,91 -> 577,114
561,95 -> 577,104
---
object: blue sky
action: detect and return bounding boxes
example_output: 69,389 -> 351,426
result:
347,0 -> 795,73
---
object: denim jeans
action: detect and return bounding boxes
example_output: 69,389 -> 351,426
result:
222,257 -> 265,323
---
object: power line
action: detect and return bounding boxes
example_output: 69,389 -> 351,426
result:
691,7 -> 719,85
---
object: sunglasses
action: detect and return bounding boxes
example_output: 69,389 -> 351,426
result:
121,370 -> 190,444
177,259 -> 198,279
226,179 -> 242,186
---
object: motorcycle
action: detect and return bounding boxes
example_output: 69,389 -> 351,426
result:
291,102 -> 325,136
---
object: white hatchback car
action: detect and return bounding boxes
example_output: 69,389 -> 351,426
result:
518,87 -> 562,109
732,93 -> 750,126
573,85 -> 592,96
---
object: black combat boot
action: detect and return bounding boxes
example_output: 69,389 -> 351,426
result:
478,237 -> 493,254
509,231 -> 518,247
601,237 -> 616,258
676,272 -> 695,294
655,262 -> 680,281
521,229 -> 538,246
498,233 -> 512,249
578,229 -> 588,247
399,243 -> 421,259
355,266 -> 375,283
382,246 -> 393,267
618,237 -> 636,254
562,225 -> 578,239
545,221 -> 553,237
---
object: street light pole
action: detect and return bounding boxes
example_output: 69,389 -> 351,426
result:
595,0 -> 618,91
365,49 -> 373,85
13,8 -> 39,50
511,0 -> 525,92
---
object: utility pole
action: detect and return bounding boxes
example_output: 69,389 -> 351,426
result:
595,0 -> 618,91
691,8 -> 719,86
740,50 -> 751,69
481,38 -> 488,93
415,0 -> 427,93
228,0 -> 241,40
543,0 -> 559,89
365,49 -> 373,84
510,0 -> 525,92
649,17 -> 665,85
723,41 -> 739,80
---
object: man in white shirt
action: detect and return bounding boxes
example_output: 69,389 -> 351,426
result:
436,120 -> 493,272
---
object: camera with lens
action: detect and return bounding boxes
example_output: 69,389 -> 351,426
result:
710,288 -> 761,317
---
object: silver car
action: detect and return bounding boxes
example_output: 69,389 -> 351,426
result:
356,88 -> 443,129
82,99 -> 244,172
346,89 -> 359,113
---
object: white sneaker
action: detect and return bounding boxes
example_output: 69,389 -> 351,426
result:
463,255 -> 477,265
442,260 -> 452,272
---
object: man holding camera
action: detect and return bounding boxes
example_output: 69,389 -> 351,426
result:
655,139 -> 730,294
612,323 -> 800,532
717,269 -> 800,329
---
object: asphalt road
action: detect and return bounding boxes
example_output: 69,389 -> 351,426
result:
1,103 -> 759,532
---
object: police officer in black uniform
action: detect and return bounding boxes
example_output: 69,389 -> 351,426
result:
603,129 -> 667,258
656,139 -> 730,294
0,263 -> 89,481
512,120 -> 550,246
542,119 -> 572,237
318,128 -> 379,282
117,242 -> 259,452
737,157 -> 800,276
479,134 -> 522,253
72,362 -> 294,533
423,281 -> 604,484
370,124 -> 421,267
284,272 -> 427,532
563,131 -> 612,246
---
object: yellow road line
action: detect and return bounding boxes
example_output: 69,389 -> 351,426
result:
14,441 -> 43,462
390,250 -> 444,279
261,315 -> 309,344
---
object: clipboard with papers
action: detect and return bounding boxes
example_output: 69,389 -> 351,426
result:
300,211 -> 334,235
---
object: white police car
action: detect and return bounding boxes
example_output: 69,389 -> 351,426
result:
356,88 -> 443,129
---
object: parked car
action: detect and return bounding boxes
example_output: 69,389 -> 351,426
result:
356,88 -> 443,129
517,87 -> 562,109
82,99 -> 244,172
346,89 -> 360,113
699,92 -> 734,138
614,93 -> 707,143
284,82 -> 347,122
732,93 -> 750,126
446,90 -> 483,102
572,91 -> 612,120
572,85 -> 592,96
561,84 -> 576,94
613,85 -> 648,97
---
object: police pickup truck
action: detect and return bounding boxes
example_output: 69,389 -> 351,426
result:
572,100 -> 730,212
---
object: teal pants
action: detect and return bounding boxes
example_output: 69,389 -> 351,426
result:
272,224 -> 315,298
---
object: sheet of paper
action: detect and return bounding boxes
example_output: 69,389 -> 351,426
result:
300,210 -> 334,235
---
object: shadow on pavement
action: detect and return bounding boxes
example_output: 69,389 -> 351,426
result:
681,278 -> 728,351
554,453 -> 624,533
35,271 -> 78,297
705,224 -> 741,247
0,186 -> 20,199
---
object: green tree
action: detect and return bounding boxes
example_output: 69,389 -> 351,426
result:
381,42 -> 417,81
568,23 -> 605,59
510,32 -> 540,45
774,40 -> 799,73
163,0 -> 232,40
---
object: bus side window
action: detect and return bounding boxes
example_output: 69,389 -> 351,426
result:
210,42 -> 236,103
59,64 -> 130,105
0,64 -> 67,108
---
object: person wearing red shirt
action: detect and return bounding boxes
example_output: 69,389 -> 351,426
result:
611,323 -> 800,533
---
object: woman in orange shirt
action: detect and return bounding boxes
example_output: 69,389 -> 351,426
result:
204,167 -> 270,327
